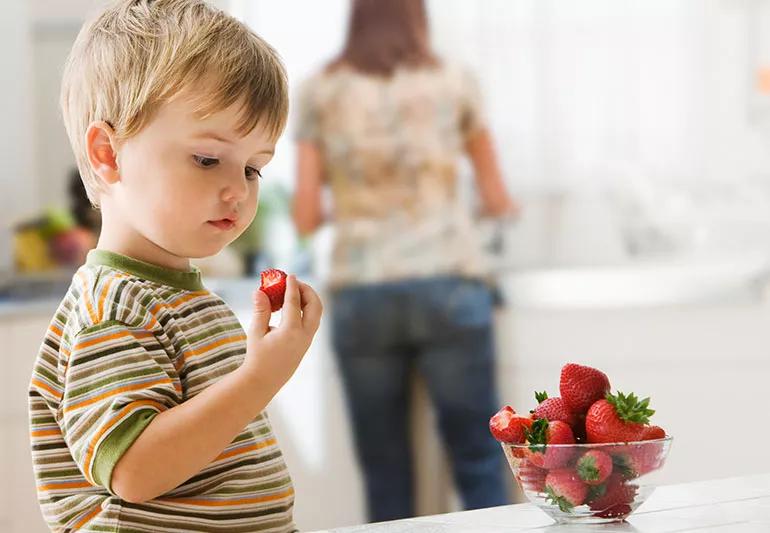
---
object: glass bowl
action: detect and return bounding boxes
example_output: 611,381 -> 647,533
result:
501,437 -> 673,524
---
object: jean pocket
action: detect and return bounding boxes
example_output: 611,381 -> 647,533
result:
432,279 -> 493,330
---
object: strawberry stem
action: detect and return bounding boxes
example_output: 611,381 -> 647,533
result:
535,391 -> 549,404
606,391 -> 655,425
545,487 -> 574,513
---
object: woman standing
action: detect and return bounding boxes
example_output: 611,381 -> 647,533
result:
293,0 -> 518,522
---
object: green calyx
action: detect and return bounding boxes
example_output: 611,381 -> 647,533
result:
535,391 -> 549,404
525,418 -> 549,453
606,391 -> 655,425
577,456 -> 600,481
586,483 -> 607,503
612,454 -> 637,478
545,486 -> 574,513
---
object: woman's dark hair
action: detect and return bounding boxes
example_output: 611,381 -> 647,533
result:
329,0 -> 438,77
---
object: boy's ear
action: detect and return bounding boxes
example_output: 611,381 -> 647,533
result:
85,121 -> 121,186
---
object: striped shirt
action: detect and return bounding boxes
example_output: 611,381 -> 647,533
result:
28,249 -> 296,532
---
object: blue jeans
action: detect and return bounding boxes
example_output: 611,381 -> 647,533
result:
331,276 -> 509,522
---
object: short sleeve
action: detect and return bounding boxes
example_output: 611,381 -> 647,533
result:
294,78 -> 321,143
58,321 -> 182,492
459,68 -> 486,141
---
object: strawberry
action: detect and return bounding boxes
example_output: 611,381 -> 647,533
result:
517,459 -> 547,493
585,392 -> 655,443
588,473 -> 637,518
576,450 -> 613,486
560,363 -> 611,414
544,469 -> 588,513
526,419 -> 575,469
489,406 -> 533,444
532,391 -> 578,427
612,441 -> 665,479
259,268 -> 288,312
641,425 -> 666,440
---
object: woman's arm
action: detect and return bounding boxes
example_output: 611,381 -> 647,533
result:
293,141 -> 325,236
466,129 -> 519,218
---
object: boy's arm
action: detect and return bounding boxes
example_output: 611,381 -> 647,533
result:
111,276 -> 322,503
466,128 -> 520,218
293,141 -> 325,236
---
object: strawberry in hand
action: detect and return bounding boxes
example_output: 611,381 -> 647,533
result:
259,268 -> 288,312
586,391 -> 655,443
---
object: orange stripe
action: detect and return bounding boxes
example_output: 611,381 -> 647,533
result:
184,334 -> 247,361
78,271 -> 99,324
97,276 -> 117,323
159,488 -> 294,507
71,505 -> 101,529
72,329 -> 132,351
30,429 -> 61,438
31,378 -> 61,397
48,324 -> 63,337
82,399 -> 165,483
215,438 -> 277,462
38,480 -> 93,492
169,291 -> 209,309
63,378 -> 171,414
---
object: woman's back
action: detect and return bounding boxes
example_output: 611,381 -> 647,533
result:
296,63 -> 488,286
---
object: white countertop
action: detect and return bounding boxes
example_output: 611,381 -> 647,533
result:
312,473 -> 770,532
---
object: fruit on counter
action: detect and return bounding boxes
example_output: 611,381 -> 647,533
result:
544,469 -> 588,513
259,268 -> 287,312
525,419 -> 575,469
585,391 -> 656,443
532,391 -> 578,428
560,363 -> 611,414
493,363 -> 670,522
576,450 -> 613,485
489,406 -> 533,444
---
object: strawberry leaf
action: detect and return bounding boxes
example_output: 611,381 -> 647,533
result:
545,486 -> 574,513
612,454 -> 636,478
577,456 -> 600,482
525,418 -> 549,453
535,391 -> 549,404
606,391 -> 656,425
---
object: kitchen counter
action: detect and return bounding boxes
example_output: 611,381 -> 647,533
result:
311,473 -> 770,532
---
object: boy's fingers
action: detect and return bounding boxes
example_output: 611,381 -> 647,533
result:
297,282 -> 322,332
251,289 -> 272,337
280,274 -> 302,328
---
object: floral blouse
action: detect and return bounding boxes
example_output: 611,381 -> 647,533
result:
295,63 -> 490,288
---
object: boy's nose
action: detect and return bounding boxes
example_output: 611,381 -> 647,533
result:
221,174 -> 250,203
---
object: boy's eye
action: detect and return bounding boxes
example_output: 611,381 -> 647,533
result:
193,155 -> 219,168
245,166 -> 263,181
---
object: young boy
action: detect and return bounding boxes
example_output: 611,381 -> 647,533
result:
27,1 -> 322,531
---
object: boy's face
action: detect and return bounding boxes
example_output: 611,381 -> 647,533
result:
99,93 -> 275,268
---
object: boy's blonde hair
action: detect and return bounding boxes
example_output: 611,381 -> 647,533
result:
61,0 -> 289,206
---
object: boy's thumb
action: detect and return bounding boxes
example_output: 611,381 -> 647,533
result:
251,289 -> 272,336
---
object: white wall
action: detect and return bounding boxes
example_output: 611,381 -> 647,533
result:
0,0 -> 34,274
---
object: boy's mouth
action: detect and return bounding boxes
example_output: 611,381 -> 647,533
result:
208,218 -> 236,231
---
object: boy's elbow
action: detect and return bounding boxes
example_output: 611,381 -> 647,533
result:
111,464 -> 156,504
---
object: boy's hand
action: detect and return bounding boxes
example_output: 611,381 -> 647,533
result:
240,275 -> 322,395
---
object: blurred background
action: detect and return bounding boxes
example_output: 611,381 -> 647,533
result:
3,0 -> 770,531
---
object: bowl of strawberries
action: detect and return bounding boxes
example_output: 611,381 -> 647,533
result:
490,363 -> 672,524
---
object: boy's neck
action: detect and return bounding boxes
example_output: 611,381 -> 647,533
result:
97,207 -> 192,272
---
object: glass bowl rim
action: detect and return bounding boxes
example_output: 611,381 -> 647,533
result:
502,435 -> 673,449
